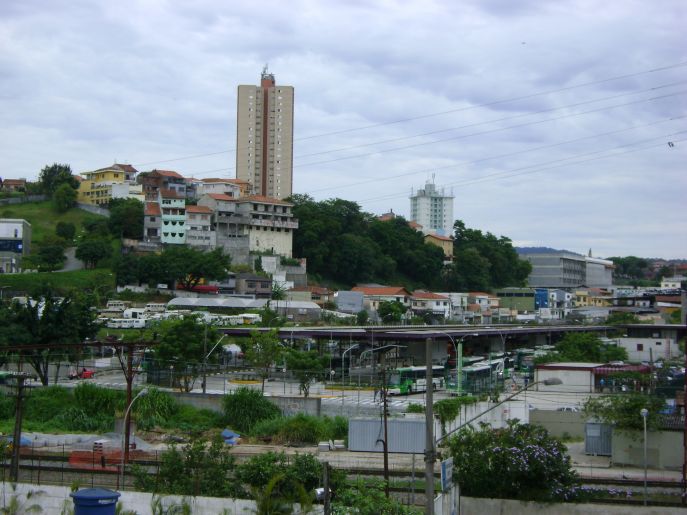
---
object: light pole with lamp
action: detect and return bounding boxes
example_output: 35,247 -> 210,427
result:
437,332 -> 478,397
641,408 -> 648,506
202,334 -> 226,394
120,387 -> 149,490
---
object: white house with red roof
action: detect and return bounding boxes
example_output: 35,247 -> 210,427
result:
410,290 -> 451,319
350,285 -> 412,311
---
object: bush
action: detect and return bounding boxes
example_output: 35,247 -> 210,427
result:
23,386 -> 73,422
273,414 -> 325,445
406,403 -> 425,413
222,387 -> 281,433
73,383 -> 124,416
132,388 -> 178,431
52,407 -> 113,432
165,405 -> 223,433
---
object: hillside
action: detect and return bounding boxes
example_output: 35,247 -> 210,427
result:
0,201 -> 106,245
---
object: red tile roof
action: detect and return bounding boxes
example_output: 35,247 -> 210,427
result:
411,291 -> 449,300
159,188 -> 183,199
408,221 -> 423,230
3,179 -> 26,186
152,169 -> 184,179
425,233 -> 453,242
202,178 -> 236,184
113,163 -> 139,174
145,202 -> 161,216
185,205 -> 212,214
352,286 -> 410,296
226,178 -> 250,185
207,193 -> 235,201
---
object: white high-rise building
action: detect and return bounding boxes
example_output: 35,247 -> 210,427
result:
235,67 -> 294,200
409,180 -> 454,236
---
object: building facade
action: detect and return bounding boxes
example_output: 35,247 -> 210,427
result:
77,164 -> 142,205
236,67 -> 294,200
185,205 -> 215,250
140,170 -> 187,201
409,180 -> 454,236
0,219 -> 31,273
159,189 -> 186,245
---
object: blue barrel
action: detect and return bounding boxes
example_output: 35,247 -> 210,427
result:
70,488 -> 121,515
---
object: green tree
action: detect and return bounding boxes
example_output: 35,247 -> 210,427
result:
377,300 -> 407,324
222,387 -> 281,433
583,394 -> 665,431
356,310 -> 369,325
52,183 -> 77,212
0,293 -> 98,385
55,221 -> 76,241
536,332 -> 627,364
36,243 -> 66,271
133,437 -> 242,498
108,198 -> 144,239
606,312 -> 641,325
75,238 -> 112,269
444,421 -> 579,502
38,163 -> 79,195
159,246 -> 230,291
152,316 -> 218,392
608,256 -> 650,281
285,350 -> 328,397
244,329 -> 284,392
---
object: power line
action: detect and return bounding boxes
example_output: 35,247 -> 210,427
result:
357,132 -> 687,205
305,115 -> 686,196
130,61 -> 687,169
291,89 -> 687,170
164,87 -> 687,179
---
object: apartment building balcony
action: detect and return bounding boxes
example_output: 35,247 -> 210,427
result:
250,217 -> 299,229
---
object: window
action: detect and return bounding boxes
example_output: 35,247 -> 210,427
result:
636,344 -> 644,351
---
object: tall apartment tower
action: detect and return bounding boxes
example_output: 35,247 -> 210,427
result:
409,179 -> 454,236
235,67 -> 294,199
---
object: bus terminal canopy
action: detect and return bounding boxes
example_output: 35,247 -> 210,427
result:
220,325 -> 612,343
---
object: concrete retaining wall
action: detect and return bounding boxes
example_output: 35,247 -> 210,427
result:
2,483 -> 323,514
169,390 -> 321,417
612,429 -> 682,470
529,409 -> 586,438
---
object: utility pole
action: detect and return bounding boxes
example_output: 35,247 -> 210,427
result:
381,364 -> 390,498
10,373 -> 33,482
202,323 -> 208,394
424,337 -> 435,515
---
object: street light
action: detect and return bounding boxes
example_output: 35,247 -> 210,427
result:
641,408 -> 648,506
436,332 -> 478,397
120,388 -> 149,490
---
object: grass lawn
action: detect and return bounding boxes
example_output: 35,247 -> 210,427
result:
0,201 -> 106,244
0,268 -> 115,296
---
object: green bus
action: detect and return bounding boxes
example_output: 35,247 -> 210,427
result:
387,366 -> 446,395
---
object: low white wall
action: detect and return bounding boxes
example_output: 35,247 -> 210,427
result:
435,493 -> 679,515
1,482 -> 323,515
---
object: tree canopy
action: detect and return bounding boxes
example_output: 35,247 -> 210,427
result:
53,183 -> 77,212
38,163 -> 79,195
445,220 -> 531,290
444,421 -> 579,502
0,292 -> 98,385
112,246 -> 230,288
536,332 -> 628,364
285,349 -> 329,397
244,329 -> 284,391
289,195 -> 444,288
152,316 -> 219,392
108,198 -> 144,239
75,238 -> 112,269
583,394 -> 665,431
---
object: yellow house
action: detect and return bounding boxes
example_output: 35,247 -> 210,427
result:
424,233 -> 453,260
77,164 -> 143,205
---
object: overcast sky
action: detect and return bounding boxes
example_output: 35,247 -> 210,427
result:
1,0 -> 685,259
